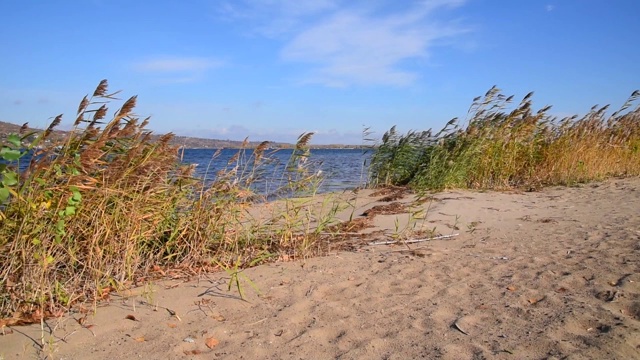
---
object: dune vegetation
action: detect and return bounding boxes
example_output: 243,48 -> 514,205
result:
0,81 -> 343,324
369,86 -> 640,191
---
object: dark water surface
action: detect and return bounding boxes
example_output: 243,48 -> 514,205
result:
181,148 -> 370,194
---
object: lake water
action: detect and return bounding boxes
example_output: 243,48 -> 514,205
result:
181,148 -> 371,195
3,148 -> 371,196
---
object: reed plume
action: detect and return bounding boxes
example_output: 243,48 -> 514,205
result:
370,87 -> 640,190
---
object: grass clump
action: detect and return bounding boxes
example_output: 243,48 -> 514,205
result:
0,80 -> 334,324
370,86 -> 640,190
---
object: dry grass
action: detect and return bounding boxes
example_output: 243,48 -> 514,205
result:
370,87 -> 640,190
0,81 -> 344,325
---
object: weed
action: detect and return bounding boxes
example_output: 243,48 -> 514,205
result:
214,255 -> 264,300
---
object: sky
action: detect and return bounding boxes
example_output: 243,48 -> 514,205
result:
1,0 -> 639,145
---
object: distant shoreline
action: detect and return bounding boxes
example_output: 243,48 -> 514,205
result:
0,120 -> 367,149
177,146 -> 369,150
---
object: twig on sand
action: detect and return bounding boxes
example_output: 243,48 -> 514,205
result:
368,233 -> 459,246
248,318 -> 268,326
318,232 -> 365,236
452,318 -> 469,335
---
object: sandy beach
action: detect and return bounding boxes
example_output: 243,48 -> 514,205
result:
1,177 -> 639,359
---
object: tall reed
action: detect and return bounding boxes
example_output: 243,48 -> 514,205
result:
370,87 -> 640,190
0,81 -> 328,323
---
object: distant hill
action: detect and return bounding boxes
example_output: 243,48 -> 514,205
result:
0,120 -> 28,137
0,120 -> 269,148
169,134 -> 296,149
0,120 -> 364,149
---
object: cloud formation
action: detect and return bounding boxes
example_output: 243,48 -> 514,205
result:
219,0 -> 338,37
221,0 -> 469,87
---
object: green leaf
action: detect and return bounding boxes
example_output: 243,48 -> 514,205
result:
0,187 -> 9,202
7,134 -> 22,148
32,238 -> 41,245
69,187 -> 82,204
56,219 -> 65,232
64,206 -> 76,216
68,195 -> 81,206
0,147 -> 21,161
1,171 -> 18,187
70,186 -> 81,196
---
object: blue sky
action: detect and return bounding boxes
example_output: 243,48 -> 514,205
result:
1,0 -> 638,145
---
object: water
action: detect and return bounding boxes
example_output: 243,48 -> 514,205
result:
181,148 -> 370,194
2,148 -> 371,196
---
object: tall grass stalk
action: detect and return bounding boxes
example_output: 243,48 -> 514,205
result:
370,87 -> 640,190
0,81 -> 332,323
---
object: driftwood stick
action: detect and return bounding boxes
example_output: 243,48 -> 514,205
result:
368,233 -> 459,246
318,232 -> 365,236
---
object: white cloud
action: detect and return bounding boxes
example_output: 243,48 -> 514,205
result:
132,56 -> 224,83
219,0 -> 338,36
221,0 -> 469,87
546,4 -> 555,12
284,2 -> 468,86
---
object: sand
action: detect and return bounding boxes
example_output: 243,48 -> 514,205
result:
1,178 -> 639,359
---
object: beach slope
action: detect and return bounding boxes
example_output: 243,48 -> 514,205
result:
2,178 -> 639,359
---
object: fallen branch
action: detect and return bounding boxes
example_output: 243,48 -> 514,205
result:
368,233 -> 459,246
